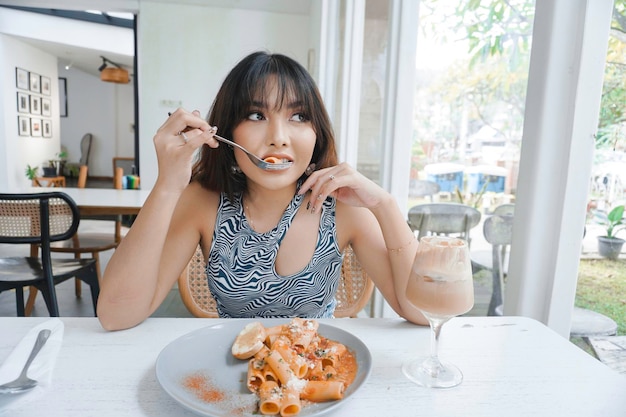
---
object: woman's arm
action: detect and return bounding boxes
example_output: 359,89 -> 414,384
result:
299,163 -> 428,325
337,202 -> 427,325
97,110 -> 217,330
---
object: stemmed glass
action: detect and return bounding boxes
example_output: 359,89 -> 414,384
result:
402,236 -> 475,388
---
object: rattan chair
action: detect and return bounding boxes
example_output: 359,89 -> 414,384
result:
178,245 -> 374,318
0,192 -> 100,316
25,166 -> 121,315
49,165 -> 120,281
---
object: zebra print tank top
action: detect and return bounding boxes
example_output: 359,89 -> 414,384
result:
206,191 -> 342,318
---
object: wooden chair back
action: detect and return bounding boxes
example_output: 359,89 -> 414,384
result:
178,245 -> 374,318
112,157 -> 135,176
77,165 -> 88,188
114,167 -> 124,190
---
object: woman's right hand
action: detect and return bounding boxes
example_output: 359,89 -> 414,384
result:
153,108 -> 218,192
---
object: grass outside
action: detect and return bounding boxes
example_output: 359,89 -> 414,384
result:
576,258 -> 626,335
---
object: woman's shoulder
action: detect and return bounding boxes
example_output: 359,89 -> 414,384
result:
178,181 -> 221,211
334,200 -> 376,248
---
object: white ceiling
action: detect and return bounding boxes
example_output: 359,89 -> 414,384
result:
15,33 -> 135,78
0,0 -> 312,79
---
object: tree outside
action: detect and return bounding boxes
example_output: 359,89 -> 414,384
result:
412,0 -> 626,211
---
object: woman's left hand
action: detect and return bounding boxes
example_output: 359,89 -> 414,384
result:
298,162 -> 389,212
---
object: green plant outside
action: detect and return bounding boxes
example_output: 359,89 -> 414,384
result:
602,205 -> 625,238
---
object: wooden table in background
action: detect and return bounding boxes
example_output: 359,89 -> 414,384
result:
32,176 -> 66,187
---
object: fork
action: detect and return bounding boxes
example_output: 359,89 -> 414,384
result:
167,112 -> 292,171
212,134 -> 293,171
0,329 -> 51,394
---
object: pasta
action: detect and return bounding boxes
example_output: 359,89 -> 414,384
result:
263,156 -> 280,164
231,318 -> 358,416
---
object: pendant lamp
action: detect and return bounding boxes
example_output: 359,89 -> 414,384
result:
100,67 -> 130,83
98,56 -> 130,84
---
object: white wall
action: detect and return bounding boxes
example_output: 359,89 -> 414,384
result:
136,1 -> 311,187
0,34 -> 60,188
0,6 -> 135,183
0,2 -> 312,187
58,65 -> 135,176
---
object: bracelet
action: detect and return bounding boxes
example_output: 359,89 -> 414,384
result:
387,236 -> 417,254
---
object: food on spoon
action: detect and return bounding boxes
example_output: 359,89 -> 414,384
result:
264,156 -> 281,164
263,156 -> 291,164
231,321 -> 267,359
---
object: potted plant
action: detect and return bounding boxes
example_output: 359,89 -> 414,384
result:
42,160 -> 57,177
597,205 -> 625,260
25,164 -> 39,181
52,151 -> 68,176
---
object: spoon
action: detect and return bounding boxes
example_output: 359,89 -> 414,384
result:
212,134 -> 293,171
0,329 -> 51,394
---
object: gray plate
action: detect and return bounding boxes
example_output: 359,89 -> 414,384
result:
156,319 -> 372,417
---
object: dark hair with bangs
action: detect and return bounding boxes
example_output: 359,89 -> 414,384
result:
191,51 -> 338,197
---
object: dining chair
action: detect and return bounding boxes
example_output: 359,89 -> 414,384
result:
64,133 -> 93,176
410,180 -> 440,202
407,203 -> 482,245
0,192 -> 100,316
24,165 -> 121,315
49,165 -> 121,285
178,244 -> 374,318
112,156 -> 135,177
492,203 -> 515,216
483,212 -> 514,316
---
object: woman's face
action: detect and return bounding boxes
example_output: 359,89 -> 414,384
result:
232,78 -> 316,189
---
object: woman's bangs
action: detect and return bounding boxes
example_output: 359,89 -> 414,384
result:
243,65 -> 309,113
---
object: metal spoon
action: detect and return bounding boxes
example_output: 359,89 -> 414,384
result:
0,329 -> 51,394
213,134 -> 293,171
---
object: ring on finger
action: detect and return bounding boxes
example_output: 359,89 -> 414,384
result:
329,174 -> 335,181
179,131 -> 189,143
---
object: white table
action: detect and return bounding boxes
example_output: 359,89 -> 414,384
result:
0,187 -> 149,216
1,317 -> 624,416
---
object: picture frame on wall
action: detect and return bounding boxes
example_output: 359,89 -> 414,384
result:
18,116 -> 30,136
41,98 -> 51,116
30,118 -> 42,137
43,119 -> 52,138
17,92 -> 29,113
16,68 -> 29,90
29,72 -> 41,93
58,77 -> 68,117
41,76 -> 51,95
30,95 -> 41,115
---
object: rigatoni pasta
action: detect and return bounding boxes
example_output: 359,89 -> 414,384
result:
231,319 -> 358,416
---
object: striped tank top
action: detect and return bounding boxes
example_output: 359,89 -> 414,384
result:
206,191 -> 342,318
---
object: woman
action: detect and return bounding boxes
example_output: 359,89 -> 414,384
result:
97,51 -> 426,330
